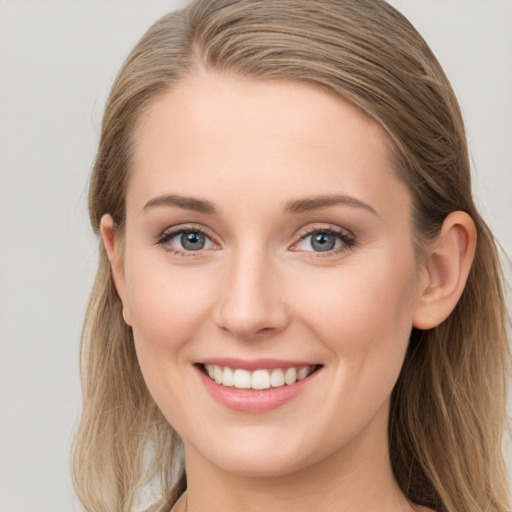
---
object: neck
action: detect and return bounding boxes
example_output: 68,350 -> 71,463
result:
183,407 -> 411,512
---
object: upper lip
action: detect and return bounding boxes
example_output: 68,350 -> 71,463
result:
197,357 -> 321,371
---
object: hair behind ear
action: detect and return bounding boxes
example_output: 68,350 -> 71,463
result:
391,212 -> 510,512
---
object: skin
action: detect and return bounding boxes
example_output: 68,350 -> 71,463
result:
102,71 -> 475,512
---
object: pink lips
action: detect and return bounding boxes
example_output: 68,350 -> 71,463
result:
195,358 -> 322,413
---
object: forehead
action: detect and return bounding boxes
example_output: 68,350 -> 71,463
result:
133,72 -> 384,160
127,72 -> 410,221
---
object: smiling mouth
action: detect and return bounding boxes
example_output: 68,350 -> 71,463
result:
199,364 -> 321,390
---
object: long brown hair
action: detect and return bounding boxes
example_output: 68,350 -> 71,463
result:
72,1 -> 511,511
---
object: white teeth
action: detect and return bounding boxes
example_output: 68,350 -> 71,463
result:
233,369 -> 251,389
223,367 -> 234,387
284,367 -> 297,385
214,366 -> 223,384
297,366 -> 309,380
203,364 -> 315,389
251,369 -> 271,390
270,368 -> 285,387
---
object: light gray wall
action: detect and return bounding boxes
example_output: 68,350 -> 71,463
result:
0,1 -> 510,511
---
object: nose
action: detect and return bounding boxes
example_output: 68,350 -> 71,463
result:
213,248 -> 289,340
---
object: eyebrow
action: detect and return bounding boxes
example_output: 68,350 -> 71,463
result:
142,193 -> 378,217
283,194 -> 378,216
142,194 -> 217,215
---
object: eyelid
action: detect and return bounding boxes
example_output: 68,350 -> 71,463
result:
295,223 -> 354,240
290,224 -> 356,255
156,224 -> 221,254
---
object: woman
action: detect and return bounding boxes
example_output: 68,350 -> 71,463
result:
71,1 -> 511,511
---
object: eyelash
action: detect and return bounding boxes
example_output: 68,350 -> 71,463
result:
156,225 -> 356,257
292,226 -> 356,256
156,225 -> 219,257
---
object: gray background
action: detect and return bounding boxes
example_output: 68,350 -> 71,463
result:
0,1 -> 511,510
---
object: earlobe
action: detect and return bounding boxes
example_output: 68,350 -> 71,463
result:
100,214 -> 132,325
413,211 -> 477,330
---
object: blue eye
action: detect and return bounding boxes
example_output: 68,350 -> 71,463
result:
309,232 -> 337,252
158,229 -> 216,253
294,228 -> 354,253
178,231 -> 207,250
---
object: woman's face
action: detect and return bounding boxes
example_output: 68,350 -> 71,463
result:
106,72 -> 428,477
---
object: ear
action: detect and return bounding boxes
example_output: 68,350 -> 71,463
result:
100,214 -> 132,325
413,211 -> 477,330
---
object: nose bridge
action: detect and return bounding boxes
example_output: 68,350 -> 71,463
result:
215,243 -> 287,339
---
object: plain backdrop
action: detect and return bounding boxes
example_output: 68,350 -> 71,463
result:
0,1 -> 511,511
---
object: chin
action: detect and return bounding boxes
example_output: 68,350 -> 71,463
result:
185,425 -> 329,478
210,450 -> 312,478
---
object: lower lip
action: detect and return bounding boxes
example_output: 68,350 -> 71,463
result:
196,366 -> 321,413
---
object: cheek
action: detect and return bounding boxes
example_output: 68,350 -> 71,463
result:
289,252 -> 419,441
125,254 -> 209,340
122,254 -> 217,391
295,250 -> 418,368
122,257 -> 218,426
